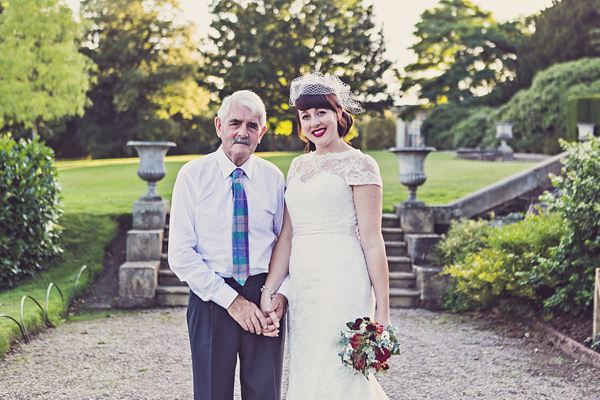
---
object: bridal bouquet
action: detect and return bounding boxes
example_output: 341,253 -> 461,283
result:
338,317 -> 400,379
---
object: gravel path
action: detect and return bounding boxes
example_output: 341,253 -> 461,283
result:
2,307 -> 600,399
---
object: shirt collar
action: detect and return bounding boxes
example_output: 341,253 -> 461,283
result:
216,145 -> 255,180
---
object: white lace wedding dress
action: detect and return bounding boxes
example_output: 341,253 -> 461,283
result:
284,148 -> 389,400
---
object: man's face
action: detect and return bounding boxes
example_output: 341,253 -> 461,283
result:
215,101 -> 266,166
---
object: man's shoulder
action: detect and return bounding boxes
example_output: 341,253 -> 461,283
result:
178,152 -> 217,175
252,154 -> 284,180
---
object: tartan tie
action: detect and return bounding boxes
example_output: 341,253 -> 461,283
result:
231,168 -> 249,285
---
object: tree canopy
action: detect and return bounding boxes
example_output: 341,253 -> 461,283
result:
202,0 -> 397,150
77,0 -> 210,158
0,0 -> 93,137
400,0 -> 525,106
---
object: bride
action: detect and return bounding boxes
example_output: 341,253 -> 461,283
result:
260,72 -> 391,399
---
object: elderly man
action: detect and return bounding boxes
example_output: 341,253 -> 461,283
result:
168,90 -> 288,400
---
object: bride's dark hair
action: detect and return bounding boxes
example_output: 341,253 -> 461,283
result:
294,93 -> 354,144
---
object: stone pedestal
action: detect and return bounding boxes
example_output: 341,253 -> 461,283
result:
126,230 -> 164,261
413,265 -> 451,310
405,234 -> 442,265
118,200 -> 169,309
396,202 -> 434,234
132,200 -> 169,230
117,261 -> 160,308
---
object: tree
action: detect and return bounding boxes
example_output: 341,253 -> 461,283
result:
202,0 -> 397,150
400,0 -> 525,106
517,0 -> 600,90
77,0 -> 210,158
0,0 -> 93,137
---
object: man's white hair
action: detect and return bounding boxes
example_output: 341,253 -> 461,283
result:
217,90 -> 267,128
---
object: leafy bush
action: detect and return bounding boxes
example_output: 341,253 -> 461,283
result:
420,104 -> 473,150
436,218 -> 490,267
539,137 -> 600,315
0,137 -> 63,289
497,57 -> 600,154
440,213 -> 565,312
449,107 -> 498,149
362,115 -> 396,150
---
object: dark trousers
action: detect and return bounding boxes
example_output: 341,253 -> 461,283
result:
187,273 -> 285,400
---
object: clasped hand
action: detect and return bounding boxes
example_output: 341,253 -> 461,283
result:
227,293 -> 287,337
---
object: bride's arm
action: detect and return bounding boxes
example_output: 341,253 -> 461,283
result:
260,206 -> 293,320
353,184 -> 392,327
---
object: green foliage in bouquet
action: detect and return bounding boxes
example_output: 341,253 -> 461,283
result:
539,137 -> 600,315
0,137 -> 63,289
440,213 -> 565,313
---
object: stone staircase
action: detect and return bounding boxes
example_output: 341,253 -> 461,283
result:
156,213 -> 422,308
382,213 -> 420,308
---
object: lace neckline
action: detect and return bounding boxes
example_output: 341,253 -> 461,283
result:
308,148 -> 358,159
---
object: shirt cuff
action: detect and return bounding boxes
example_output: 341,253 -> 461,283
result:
212,284 -> 240,309
276,275 -> 290,299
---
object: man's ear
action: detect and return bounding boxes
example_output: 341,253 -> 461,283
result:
214,117 -> 222,138
258,124 -> 267,143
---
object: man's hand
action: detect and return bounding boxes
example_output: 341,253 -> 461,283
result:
227,295 -> 269,334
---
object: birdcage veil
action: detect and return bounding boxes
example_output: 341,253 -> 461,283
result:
288,72 -> 364,114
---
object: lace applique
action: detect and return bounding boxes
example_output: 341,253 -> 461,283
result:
287,149 -> 382,187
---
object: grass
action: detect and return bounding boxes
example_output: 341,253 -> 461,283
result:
0,149 -> 538,358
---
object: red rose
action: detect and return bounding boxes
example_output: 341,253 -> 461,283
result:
377,324 -> 384,334
350,333 -> 362,349
351,318 -> 363,330
366,323 -> 377,332
375,347 -> 391,362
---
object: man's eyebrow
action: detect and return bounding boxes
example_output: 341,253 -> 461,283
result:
228,118 -> 243,124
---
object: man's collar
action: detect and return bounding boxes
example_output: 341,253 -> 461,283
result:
215,145 -> 255,180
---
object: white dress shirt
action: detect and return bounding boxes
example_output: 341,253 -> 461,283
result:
168,146 -> 288,309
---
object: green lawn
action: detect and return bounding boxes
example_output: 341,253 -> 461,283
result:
58,150 -> 537,214
0,149 -> 537,358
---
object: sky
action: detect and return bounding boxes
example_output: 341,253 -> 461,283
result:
64,0 -> 554,102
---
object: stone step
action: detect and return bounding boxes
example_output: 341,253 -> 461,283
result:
382,213 -> 400,228
160,253 -> 169,269
382,227 -> 403,242
385,241 -> 407,257
389,272 -> 416,289
156,286 -> 189,307
387,256 -> 412,272
158,269 -> 187,287
389,288 -> 420,308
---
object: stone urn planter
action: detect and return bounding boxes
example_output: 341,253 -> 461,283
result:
577,123 -> 596,142
127,141 -> 176,201
389,147 -> 436,204
496,122 -> 514,160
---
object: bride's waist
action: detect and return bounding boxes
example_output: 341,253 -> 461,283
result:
292,222 -> 358,237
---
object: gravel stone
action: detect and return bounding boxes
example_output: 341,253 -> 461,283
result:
1,307 -> 600,399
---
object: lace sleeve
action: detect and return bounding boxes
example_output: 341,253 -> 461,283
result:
345,153 -> 383,187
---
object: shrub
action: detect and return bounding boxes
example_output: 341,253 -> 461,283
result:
539,136 -> 600,315
420,104 -> 472,150
441,213 -> 565,312
449,107 -> 498,149
497,57 -> 600,154
0,137 -> 63,289
362,115 -> 396,150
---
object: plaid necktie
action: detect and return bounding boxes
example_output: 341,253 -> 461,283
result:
232,168 -> 249,285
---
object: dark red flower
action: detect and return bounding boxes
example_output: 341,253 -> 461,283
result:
351,318 -> 363,330
375,347 -> 391,362
352,354 -> 367,371
366,323 -> 377,332
363,317 -> 370,322
350,333 -> 362,349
